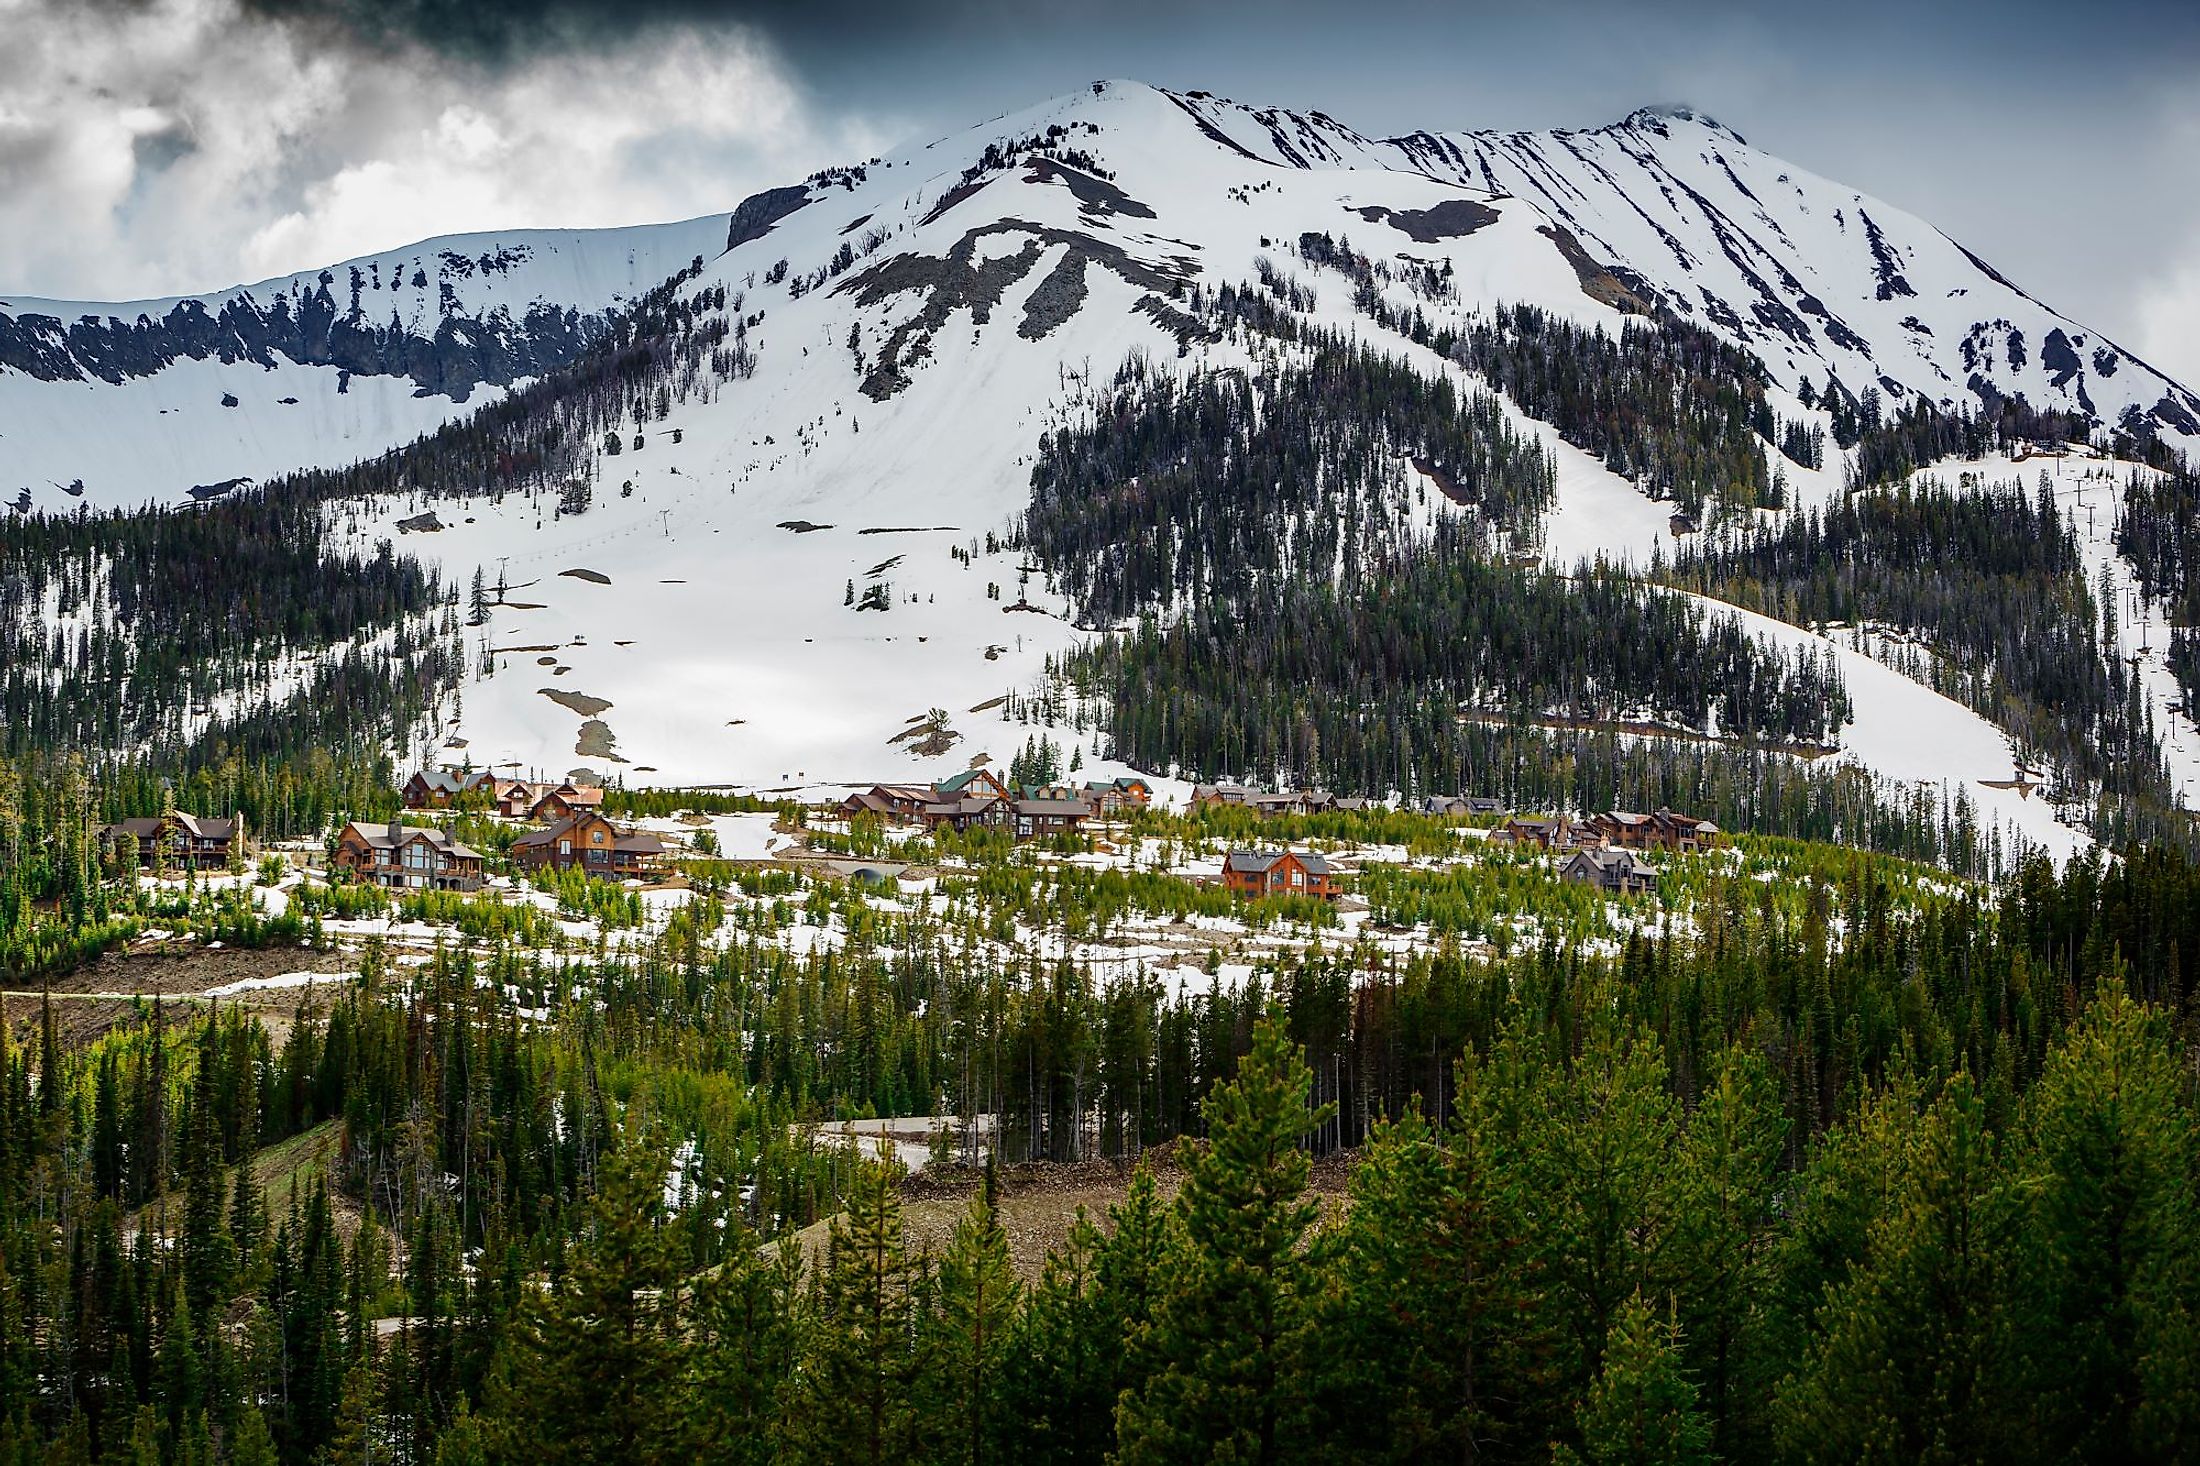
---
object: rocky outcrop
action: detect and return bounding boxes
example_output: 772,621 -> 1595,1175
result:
725,185 -> 813,251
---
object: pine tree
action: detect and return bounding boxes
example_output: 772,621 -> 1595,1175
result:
2012,982 -> 2200,1461
486,1140 -> 682,1466
434,1400 -> 490,1466
1002,1210 -> 1113,1466
926,1174 -> 1022,1466
35,985 -> 58,1120
1668,1044 -> 1787,1457
1774,1074 -> 2017,1464
681,1218 -> 799,1466
181,1021 -> 235,1322
1557,1295 -> 1714,1466
1115,1018 -> 1331,1465
780,1151 -> 925,1466
230,1406 -> 280,1466
1308,1100 -> 1541,1462
321,1357 -> 380,1466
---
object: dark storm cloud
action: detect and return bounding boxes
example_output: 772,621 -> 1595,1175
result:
239,0 -> 825,63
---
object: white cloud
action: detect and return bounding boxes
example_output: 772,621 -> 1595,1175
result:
2125,100 -> 2200,391
0,0 -> 879,302
2131,262 -> 2200,394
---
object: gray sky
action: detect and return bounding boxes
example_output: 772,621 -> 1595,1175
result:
5,0 -> 2198,383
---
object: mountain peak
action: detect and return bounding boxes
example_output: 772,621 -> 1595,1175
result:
1616,104 -> 1747,145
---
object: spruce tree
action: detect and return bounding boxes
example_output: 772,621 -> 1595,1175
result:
486,1140 -> 682,1466
1557,1295 -> 1714,1466
780,1151 -> 925,1466
926,1176 -> 1021,1466
1115,1018 -> 1331,1466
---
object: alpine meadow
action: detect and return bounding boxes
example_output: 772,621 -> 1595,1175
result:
5,4 -> 2200,1463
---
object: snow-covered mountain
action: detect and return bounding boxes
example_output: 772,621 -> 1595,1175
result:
7,80 -> 2196,853
0,214 -> 726,507
1171,93 -> 2200,447
8,82 -> 2194,511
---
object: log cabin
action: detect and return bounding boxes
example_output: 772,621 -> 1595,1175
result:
402,767 -> 496,809
98,812 -> 245,871
333,821 -> 485,892
511,811 -> 667,879
1221,849 -> 1340,901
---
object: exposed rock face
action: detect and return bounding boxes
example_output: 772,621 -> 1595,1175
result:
1355,199 -> 1499,243
1018,252 -> 1090,340
839,219 -> 1195,399
725,186 -> 814,251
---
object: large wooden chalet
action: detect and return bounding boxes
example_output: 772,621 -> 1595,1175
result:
1221,849 -> 1341,901
920,792 -> 1012,834
1192,785 -> 1337,818
1592,807 -> 1719,853
525,782 -> 606,823
839,784 -> 940,821
511,811 -> 667,879
485,779 -> 605,821
98,812 -> 245,871
334,820 -> 485,892
840,771 -> 1098,842
1422,794 -> 1508,817
1558,847 -> 1660,896
1079,776 -> 1153,815
402,767 -> 497,809
937,768 -> 1013,802
1013,795 -> 1090,841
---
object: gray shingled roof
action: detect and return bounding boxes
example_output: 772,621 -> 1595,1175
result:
1224,849 -> 1331,876
349,822 -> 482,859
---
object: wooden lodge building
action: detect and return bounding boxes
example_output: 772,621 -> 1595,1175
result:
1013,795 -> 1090,841
1192,785 -> 1336,817
511,811 -> 668,879
1557,847 -> 1660,896
1423,794 -> 1508,817
402,767 -> 497,809
839,770 -> 1106,842
1591,807 -> 1719,853
1494,816 -> 1602,851
524,782 -> 605,823
839,784 -> 941,821
334,820 -> 485,892
1079,776 -> 1153,814
98,812 -> 246,872
1221,849 -> 1341,901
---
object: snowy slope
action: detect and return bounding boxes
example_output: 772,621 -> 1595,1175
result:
0,215 -> 726,507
